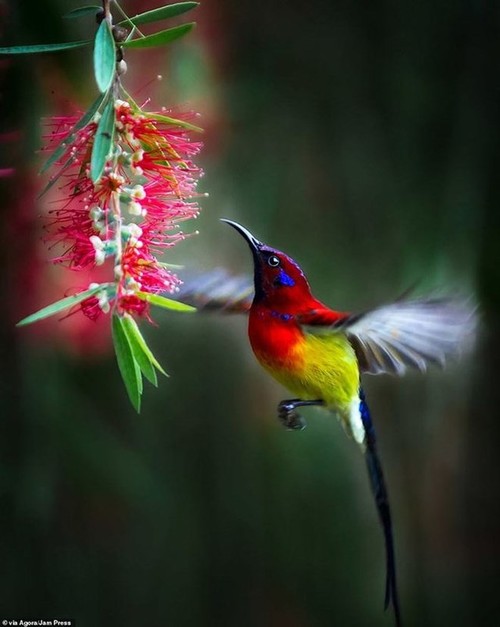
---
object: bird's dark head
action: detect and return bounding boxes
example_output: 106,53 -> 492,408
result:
221,219 -> 313,307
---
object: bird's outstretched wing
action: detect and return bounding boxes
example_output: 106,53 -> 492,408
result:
174,271 -> 477,376
302,298 -> 477,376
175,268 -> 253,313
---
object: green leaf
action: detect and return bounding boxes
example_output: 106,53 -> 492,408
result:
40,142 -> 71,175
142,111 -> 202,133
157,262 -> 184,270
74,92 -> 108,131
124,324 -> 158,386
90,98 -> 115,183
38,152 -> 77,198
123,315 -> 168,376
40,91 -> 106,174
118,3 -> 198,28
121,23 -> 194,49
93,19 -> 115,93
122,315 -> 169,386
17,285 -> 106,327
134,349 -> 158,386
136,291 -> 196,312
112,315 -> 142,412
64,5 -> 102,19
0,41 -> 90,54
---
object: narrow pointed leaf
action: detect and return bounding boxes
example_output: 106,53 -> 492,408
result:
136,291 -> 196,312
40,92 -> 106,174
135,351 -> 158,386
118,3 -> 199,28
124,316 -> 163,385
121,23 -> 194,49
122,315 -> 168,378
122,317 -> 163,385
40,141 -> 71,175
157,262 -> 184,270
93,20 -> 115,93
122,318 -> 157,386
142,111 -> 203,133
90,98 -> 115,182
17,285 -> 105,327
38,152 -> 78,198
0,41 -> 90,54
112,315 -> 142,412
64,6 -> 102,19
76,92 -> 108,129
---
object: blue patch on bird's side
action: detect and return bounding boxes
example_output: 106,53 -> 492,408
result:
275,269 -> 295,287
270,311 -> 293,321
359,389 -> 375,439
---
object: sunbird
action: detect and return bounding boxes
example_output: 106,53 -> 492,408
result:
179,219 -> 476,627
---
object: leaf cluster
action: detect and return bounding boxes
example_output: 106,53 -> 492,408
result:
112,314 -> 166,412
17,285 -> 195,411
0,3 -> 198,54
111,293 -> 195,412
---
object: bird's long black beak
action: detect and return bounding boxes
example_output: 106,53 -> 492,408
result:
220,219 -> 263,253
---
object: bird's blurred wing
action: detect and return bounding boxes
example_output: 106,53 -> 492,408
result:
302,298 -> 477,376
175,268 -> 253,313
342,298 -> 477,375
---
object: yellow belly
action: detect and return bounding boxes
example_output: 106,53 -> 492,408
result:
257,332 -> 360,412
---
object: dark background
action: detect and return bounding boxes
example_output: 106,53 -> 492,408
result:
1,1 -> 499,625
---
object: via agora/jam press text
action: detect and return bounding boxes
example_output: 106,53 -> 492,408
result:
2,620 -> 74,626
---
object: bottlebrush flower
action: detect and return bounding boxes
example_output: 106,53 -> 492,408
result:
10,0 -> 204,411
43,98 -> 203,320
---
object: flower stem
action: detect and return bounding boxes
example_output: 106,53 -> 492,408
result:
102,0 -> 112,23
111,179 -> 124,310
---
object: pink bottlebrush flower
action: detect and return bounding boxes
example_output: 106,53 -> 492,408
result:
115,240 -> 181,318
10,1 -> 205,408
42,96 -> 203,321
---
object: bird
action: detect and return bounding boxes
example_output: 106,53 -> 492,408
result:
177,219 -> 476,627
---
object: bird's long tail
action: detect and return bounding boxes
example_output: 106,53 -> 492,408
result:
359,389 -> 402,627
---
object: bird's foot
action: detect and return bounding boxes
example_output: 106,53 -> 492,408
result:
277,401 -> 307,431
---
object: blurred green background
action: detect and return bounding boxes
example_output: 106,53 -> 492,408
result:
1,1 -> 499,625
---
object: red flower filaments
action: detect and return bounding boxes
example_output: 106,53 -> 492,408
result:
44,98 -> 203,320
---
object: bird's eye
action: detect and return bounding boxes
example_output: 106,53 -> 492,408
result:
267,255 -> 280,267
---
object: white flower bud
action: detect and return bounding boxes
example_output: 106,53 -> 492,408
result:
128,223 -> 143,238
98,292 -> 110,313
90,235 -> 104,250
130,184 -> 146,200
89,206 -> 103,222
114,99 -> 129,110
117,60 -> 127,76
132,148 -> 144,163
128,201 -> 142,216
90,235 -> 106,265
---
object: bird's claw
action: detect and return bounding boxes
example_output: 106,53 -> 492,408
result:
278,402 -> 307,431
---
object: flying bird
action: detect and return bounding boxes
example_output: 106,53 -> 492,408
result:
177,219 -> 476,626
